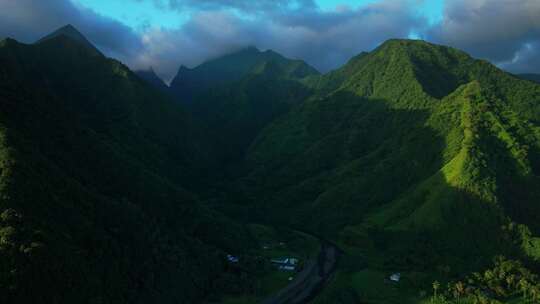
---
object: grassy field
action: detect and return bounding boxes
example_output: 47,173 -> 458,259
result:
312,237 -> 535,304
312,265 -> 531,304
312,268 -> 434,304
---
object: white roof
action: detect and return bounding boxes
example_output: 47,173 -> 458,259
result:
227,254 -> 239,263
390,273 -> 401,282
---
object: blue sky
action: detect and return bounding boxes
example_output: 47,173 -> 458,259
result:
73,0 -> 444,30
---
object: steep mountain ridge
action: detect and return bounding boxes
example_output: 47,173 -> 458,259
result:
170,46 -> 319,102
135,67 -> 170,93
170,47 -> 320,172
36,24 -> 102,56
305,40 -> 491,105
0,33 -> 252,304
243,40 -> 540,269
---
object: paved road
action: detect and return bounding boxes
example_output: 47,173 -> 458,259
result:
260,239 -> 340,304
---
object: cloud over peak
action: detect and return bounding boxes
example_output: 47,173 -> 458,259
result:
1,0 -> 539,82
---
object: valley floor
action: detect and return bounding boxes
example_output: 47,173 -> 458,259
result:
311,240 -> 535,304
216,225 -> 322,304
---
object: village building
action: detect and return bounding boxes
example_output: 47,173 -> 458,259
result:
271,257 -> 299,271
389,273 -> 401,282
226,254 -> 239,263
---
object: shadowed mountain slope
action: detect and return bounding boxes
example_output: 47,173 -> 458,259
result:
170,46 -> 319,102
135,67 -> 171,94
170,47 -> 320,174
0,32 -> 252,304
36,24 -> 102,56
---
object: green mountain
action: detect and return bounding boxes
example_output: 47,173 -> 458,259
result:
4,24 -> 540,303
518,73 -> 540,83
36,24 -> 102,56
0,32 -> 253,303
169,47 -> 319,175
170,46 -> 319,103
188,58 -> 319,171
244,39 -> 540,277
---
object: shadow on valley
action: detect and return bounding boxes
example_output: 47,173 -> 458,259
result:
216,90 -> 537,299
188,63 -> 317,180
0,37 -> 255,304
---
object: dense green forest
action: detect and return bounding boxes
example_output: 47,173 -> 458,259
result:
0,32 -> 255,303
241,40 -> 540,303
169,47 -> 320,170
2,26 -> 540,304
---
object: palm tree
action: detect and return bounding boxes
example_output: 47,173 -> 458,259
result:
518,278 -> 530,300
529,285 -> 540,303
454,281 -> 465,303
432,280 -> 441,303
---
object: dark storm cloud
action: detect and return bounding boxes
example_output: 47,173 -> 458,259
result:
500,41 -> 540,74
427,0 -> 540,73
0,0 -> 143,60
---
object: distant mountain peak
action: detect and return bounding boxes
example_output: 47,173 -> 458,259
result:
241,45 -> 261,53
312,38 -> 483,100
139,66 -> 157,75
36,24 -> 102,56
135,68 -> 170,93
170,46 -> 318,103
62,24 -> 77,31
139,66 -> 157,74
178,65 -> 192,73
380,38 -> 424,46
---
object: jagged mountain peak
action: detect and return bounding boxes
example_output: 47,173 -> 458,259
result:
36,24 -> 102,56
135,67 -> 170,93
239,45 -> 261,53
307,38 -> 501,103
170,46 -> 318,102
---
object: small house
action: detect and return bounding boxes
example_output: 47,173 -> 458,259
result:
271,258 -> 289,264
271,257 -> 299,271
227,254 -> 239,263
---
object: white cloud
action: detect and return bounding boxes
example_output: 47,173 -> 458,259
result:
428,0 -> 540,72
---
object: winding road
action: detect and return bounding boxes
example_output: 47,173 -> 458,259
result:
260,238 -> 341,304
